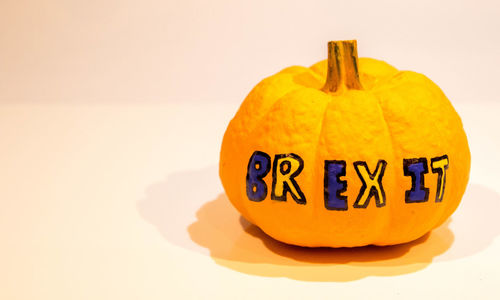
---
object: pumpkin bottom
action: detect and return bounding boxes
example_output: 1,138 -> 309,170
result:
249,220 -> 439,248
233,202 -> 452,248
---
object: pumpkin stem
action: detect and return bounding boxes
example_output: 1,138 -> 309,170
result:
322,40 -> 363,93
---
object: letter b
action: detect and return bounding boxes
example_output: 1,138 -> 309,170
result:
246,151 -> 271,202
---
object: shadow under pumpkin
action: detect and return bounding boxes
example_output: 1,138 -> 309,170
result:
137,166 -> 500,282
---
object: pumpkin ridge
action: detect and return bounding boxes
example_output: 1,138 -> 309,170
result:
309,60 -> 327,78
238,86 -> 300,222
239,85 -> 328,232
310,94 -> 335,242
373,74 -> 429,244
409,79 -> 455,238
417,79 -> 469,237
233,73 -> 303,134
373,71 -> 463,243
373,92 -> 400,244
221,72 -> 307,224
242,72 -> 326,133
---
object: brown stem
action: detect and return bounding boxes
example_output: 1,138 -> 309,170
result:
321,40 -> 363,93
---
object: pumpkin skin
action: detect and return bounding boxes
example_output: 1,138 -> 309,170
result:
219,41 -> 470,247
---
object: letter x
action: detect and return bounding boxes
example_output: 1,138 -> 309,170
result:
353,160 -> 387,208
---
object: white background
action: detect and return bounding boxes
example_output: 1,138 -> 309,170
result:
0,0 -> 499,299
1,0 -> 499,104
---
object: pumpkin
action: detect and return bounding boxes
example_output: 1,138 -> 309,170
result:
219,40 -> 470,247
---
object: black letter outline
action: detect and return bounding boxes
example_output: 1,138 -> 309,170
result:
271,153 -> 306,205
431,155 -> 449,203
403,157 -> 430,203
246,151 -> 271,202
324,160 -> 348,211
353,160 -> 387,208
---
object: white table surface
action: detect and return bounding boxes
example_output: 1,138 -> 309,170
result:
0,100 -> 499,299
2,1 -> 500,298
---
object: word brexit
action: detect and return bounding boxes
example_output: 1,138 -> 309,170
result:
246,151 -> 449,211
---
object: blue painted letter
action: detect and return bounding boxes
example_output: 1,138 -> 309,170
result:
324,160 -> 348,210
403,158 -> 429,203
246,151 -> 271,202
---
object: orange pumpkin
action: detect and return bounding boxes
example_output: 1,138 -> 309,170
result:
219,40 -> 470,247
